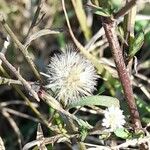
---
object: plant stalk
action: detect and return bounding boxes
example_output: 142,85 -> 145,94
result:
101,17 -> 142,130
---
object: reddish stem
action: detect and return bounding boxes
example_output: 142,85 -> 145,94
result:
102,17 -> 142,130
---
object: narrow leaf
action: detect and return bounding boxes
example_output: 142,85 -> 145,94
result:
129,31 -> 144,58
135,96 -> 150,116
68,95 -> 120,109
87,3 -> 111,17
76,119 -> 93,129
93,8 -> 111,17
114,128 -> 132,139
25,29 -> 60,47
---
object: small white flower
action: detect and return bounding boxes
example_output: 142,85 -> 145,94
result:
102,106 -> 126,132
46,49 -> 98,106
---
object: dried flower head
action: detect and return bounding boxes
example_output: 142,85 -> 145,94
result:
46,49 -> 98,106
102,106 -> 126,132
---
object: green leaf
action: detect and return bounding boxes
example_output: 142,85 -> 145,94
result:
93,8 -> 111,17
68,95 -> 120,109
129,31 -> 144,58
80,127 -> 88,141
97,83 -> 106,94
114,128 -> 132,139
133,130 -> 145,138
135,95 -> 150,117
76,119 -> 93,129
117,26 -> 127,45
142,117 -> 150,124
87,3 -> 111,17
99,132 -> 111,140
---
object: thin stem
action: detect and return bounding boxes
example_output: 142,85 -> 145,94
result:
114,0 -> 137,19
0,65 -> 53,131
39,91 -> 88,150
39,91 -> 78,121
71,0 -> 91,40
101,17 -> 142,130
0,13 -> 41,81
1,109 -> 22,149
23,0 -> 45,43
0,53 -> 40,101
0,76 -> 22,85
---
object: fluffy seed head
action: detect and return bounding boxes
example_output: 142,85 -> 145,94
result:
102,106 -> 126,132
46,50 -> 98,106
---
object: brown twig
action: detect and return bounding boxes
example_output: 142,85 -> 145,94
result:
0,65 -> 51,130
114,0 -> 137,19
0,76 -> 23,85
101,17 -> 142,130
0,13 -> 41,81
23,0 -> 45,43
39,90 -> 79,121
2,107 -> 40,122
0,53 -> 40,102
112,136 -> 150,149
1,109 -> 23,149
